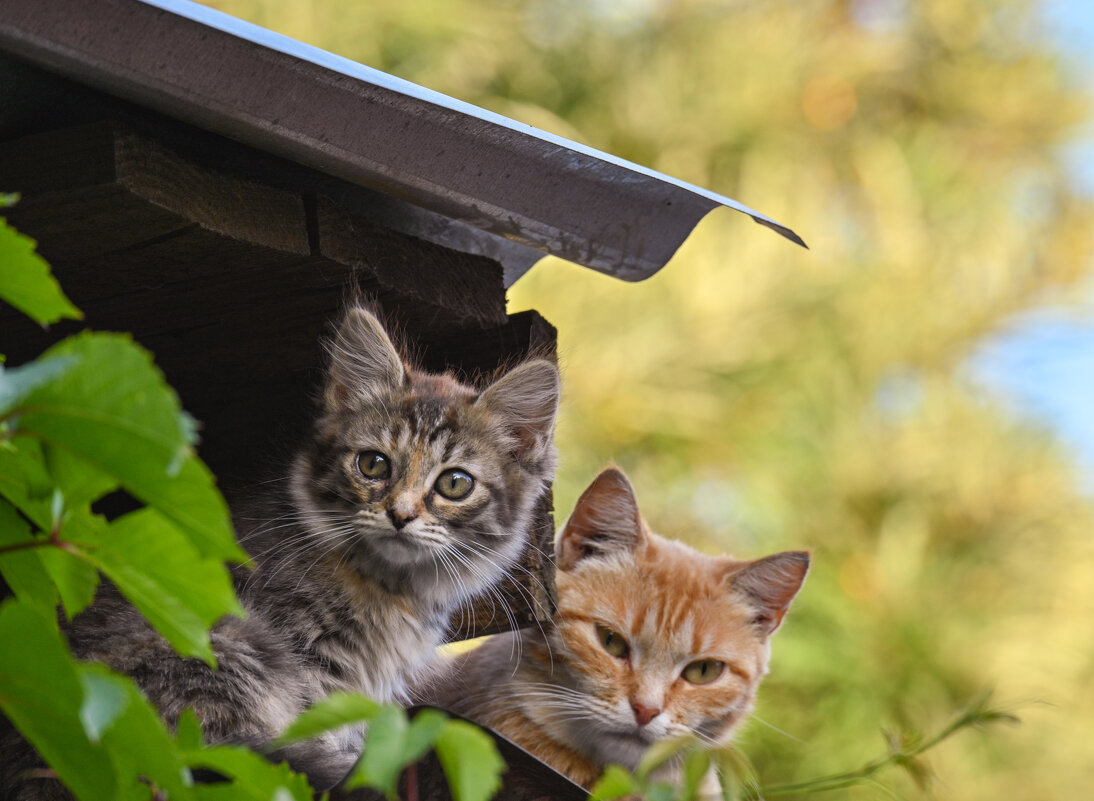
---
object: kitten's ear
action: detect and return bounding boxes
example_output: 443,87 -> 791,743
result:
476,359 -> 560,458
727,551 -> 809,636
324,307 -> 406,410
556,468 -> 645,571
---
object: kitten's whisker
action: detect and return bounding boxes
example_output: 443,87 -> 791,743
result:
259,529 -> 351,590
291,535 -> 358,593
449,540 -> 552,658
445,546 -> 516,640
747,714 -> 805,744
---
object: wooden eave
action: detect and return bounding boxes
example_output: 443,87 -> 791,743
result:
0,0 -> 803,286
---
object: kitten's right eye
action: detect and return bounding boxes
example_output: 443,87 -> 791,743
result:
596,625 -> 629,659
357,451 -> 391,479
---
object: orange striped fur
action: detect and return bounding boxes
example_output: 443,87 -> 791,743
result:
422,467 -> 809,791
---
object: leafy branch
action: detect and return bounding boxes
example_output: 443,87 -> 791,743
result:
591,692 -> 1019,801
278,693 -> 504,801
752,692 -> 1019,798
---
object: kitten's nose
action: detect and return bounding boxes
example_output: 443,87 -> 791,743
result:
631,703 -> 661,727
387,509 -> 417,530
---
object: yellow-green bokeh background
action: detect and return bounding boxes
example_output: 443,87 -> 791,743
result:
205,1 -> 1094,797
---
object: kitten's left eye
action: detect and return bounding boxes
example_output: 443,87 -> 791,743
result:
357,451 -> 391,479
435,468 -> 475,500
682,659 -> 725,685
596,625 -> 629,659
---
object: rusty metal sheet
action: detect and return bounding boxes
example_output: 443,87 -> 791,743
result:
0,0 -> 805,284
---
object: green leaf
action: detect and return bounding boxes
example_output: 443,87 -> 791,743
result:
185,744 -> 313,801
403,708 -> 451,764
78,666 -> 131,743
589,764 -> 639,801
0,217 -> 81,324
680,748 -> 712,801
0,599 -> 121,800
710,745 -> 757,801
277,691 -> 381,745
0,436 -> 53,506
177,708 -> 206,751
635,734 -> 697,781
0,497 -> 58,617
38,541 -> 100,619
433,719 -> 505,801
13,333 -> 241,562
645,781 -> 678,801
0,355 -> 78,417
43,443 -> 119,510
345,704 -> 408,798
87,508 -> 244,665
0,439 -> 102,618
86,662 -> 196,801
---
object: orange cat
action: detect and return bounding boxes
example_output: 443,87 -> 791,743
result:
422,467 -> 809,790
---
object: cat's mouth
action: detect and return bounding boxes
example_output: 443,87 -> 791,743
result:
608,725 -> 658,747
367,525 -> 445,565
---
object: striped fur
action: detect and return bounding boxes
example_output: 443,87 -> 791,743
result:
1,306 -> 559,798
422,467 -> 808,791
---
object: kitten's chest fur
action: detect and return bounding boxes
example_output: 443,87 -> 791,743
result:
239,527 -> 447,703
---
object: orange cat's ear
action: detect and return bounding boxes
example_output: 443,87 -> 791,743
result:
727,551 -> 810,636
556,468 -> 645,571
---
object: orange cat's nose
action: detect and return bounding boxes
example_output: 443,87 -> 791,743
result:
632,703 -> 661,727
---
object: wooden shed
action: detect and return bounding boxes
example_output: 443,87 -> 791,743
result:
0,0 -> 802,796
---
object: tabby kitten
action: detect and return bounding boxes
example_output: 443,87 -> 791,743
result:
1,306 -> 560,797
423,467 -> 808,791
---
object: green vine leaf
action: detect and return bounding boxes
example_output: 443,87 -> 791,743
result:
0,217 -> 81,325
86,507 -> 244,665
183,744 -> 313,801
78,666 -> 131,743
433,719 -> 505,801
0,600 -> 121,800
0,497 -> 58,618
0,355 -> 77,418
276,692 -> 381,746
348,703 -> 408,799
589,765 -> 638,801
10,332 -> 242,562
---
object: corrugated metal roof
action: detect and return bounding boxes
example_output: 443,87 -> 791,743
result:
0,0 -> 805,285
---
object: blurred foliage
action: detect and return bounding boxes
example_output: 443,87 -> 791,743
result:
205,0 -> 1094,798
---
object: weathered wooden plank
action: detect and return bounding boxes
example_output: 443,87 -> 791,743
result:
315,194 -> 508,329
0,121 -> 310,258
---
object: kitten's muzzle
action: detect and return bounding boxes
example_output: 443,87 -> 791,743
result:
387,508 -> 417,530
632,702 -> 661,727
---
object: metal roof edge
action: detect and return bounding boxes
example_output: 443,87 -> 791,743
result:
0,0 -> 806,282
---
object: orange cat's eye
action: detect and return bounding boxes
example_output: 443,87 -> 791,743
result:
682,659 -> 725,685
596,625 -> 629,659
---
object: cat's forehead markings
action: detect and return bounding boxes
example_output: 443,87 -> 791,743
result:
408,371 -> 477,402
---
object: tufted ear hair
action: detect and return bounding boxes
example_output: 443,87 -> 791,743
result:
475,359 -> 560,458
556,467 -> 646,571
324,307 -> 406,412
726,551 -> 810,636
